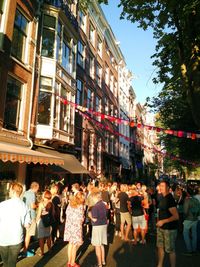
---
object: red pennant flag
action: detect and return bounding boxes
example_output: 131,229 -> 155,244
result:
191,133 -> 196,140
178,131 -> 184,137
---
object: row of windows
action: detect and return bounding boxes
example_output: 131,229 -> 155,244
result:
105,133 -> 118,156
76,79 -> 118,123
9,8 -> 117,98
78,10 -> 103,56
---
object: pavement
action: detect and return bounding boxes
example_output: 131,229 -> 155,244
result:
1,226 -> 200,267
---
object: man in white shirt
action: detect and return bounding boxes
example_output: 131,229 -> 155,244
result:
22,181 -> 39,255
0,182 -> 31,267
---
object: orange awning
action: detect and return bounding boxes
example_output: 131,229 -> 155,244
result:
0,142 -> 64,165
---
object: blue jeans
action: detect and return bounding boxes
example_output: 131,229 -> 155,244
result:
183,220 -> 198,252
197,220 -> 200,251
0,243 -> 22,267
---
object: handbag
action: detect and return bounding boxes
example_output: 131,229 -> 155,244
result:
41,212 -> 52,227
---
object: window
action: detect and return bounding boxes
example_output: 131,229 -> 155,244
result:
3,76 -> 23,131
60,87 -> 68,131
56,20 -> 62,62
38,77 -> 52,125
11,9 -> 28,62
97,138 -> 102,174
110,135 -> 114,154
62,40 -> 70,73
89,23 -> 95,46
105,65 -> 109,85
110,73 -> 114,92
59,88 -> 74,134
97,36 -> 102,56
0,0 -> 5,28
71,43 -> 76,75
96,64 -> 102,87
105,97 -> 109,115
87,88 -> 93,110
114,79 -> 117,97
77,41 -> 85,68
41,15 -> 56,58
96,96 -> 101,121
89,55 -> 94,78
110,104 -> 114,117
78,10 -> 86,31
76,79 -> 83,105
105,133 -> 109,152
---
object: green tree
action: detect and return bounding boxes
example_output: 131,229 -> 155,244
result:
80,0 -> 200,128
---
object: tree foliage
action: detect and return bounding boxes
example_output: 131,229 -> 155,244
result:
118,0 -> 200,128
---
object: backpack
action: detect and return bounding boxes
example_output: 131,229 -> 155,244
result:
41,204 -> 55,227
41,212 -> 52,227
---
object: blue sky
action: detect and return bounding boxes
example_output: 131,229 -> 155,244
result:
101,1 -> 162,104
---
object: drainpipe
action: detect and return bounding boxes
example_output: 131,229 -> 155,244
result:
27,1 -> 42,148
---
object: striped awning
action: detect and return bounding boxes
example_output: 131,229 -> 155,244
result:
0,142 -> 64,165
38,147 -> 89,174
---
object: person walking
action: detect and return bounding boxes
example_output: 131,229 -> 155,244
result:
50,184 -> 61,244
183,186 -> 200,255
64,191 -> 85,267
129,188 -> 146,245
118,184 -> 132,241
88,190 -> 107,267
22,181 -> 39,256
156,180 -> 179,267
0,182 -> 31,267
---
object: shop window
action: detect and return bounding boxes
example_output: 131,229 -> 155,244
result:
3,76 -> 23,131
11,9 -> 29,62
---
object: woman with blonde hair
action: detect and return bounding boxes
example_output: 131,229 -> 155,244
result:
64,191 -> 85,267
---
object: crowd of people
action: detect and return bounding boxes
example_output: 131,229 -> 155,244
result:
0,179 -> 200,267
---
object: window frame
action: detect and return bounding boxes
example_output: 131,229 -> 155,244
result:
77,40 -> 85,69
3,76 -> 24,131
11,9 -> 29,63
41,14 -> 56,58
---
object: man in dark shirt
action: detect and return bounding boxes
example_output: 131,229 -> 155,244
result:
118,184 -> 131,241
156,181 -> 179,267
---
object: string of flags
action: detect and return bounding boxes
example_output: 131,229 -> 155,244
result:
76,108 -> 199,167
57,94 -> 200,141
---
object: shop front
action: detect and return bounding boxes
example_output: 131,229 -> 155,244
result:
0,142 -> 64,202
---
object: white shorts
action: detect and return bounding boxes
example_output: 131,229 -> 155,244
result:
91,225 -> 107,246
132,215 -> 146,230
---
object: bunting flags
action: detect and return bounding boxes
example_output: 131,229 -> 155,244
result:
77,108 -> 199,167
56,94 -> 200,140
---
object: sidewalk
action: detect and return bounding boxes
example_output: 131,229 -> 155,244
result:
1,229 -> 200,267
